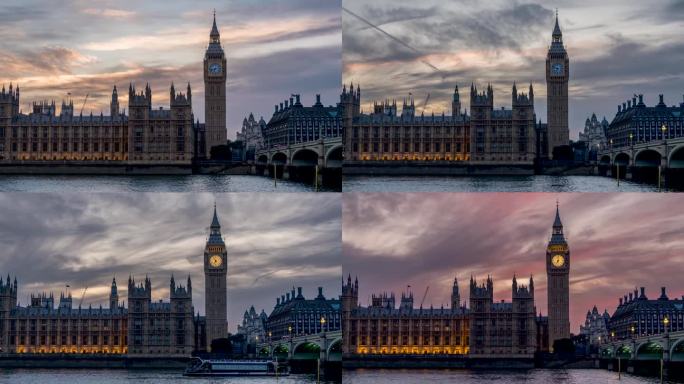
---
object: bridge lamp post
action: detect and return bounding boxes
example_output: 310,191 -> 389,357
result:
629,132 -> 633,147
320,316 -> 327,333
631,325 -> 635,338
664,316 -> 670,335
661,124 -> 668,141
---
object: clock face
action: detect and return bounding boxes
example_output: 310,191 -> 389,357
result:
209,63 -> 222,75
209,255 -> 222,268
551,254 -> 565,268
552,63 -> 564,76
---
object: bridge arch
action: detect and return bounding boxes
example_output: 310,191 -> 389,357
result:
634,148 -> 662,167
272,343 -> 289,360
327,338 -> 342,361
292,341 -> 322,360
669,145 -> 684,168
614,152 -> 630,166
599,155 -> 611,165
291,148 -> 320,167
257,154 -> 268,164
325,145 -> 343,168
600,346 -> 614,358
258,346 -> 270,358
671,338 -> 684,362
615,345 -> 632,359
271,152 -> 288,165
635,341 -> 664,360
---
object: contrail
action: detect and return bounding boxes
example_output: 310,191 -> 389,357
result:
342,6 -> 444,77
252,270 -> 277,286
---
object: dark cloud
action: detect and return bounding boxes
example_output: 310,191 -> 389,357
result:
343,193 -> 684,333
0,193 -> 341,333
343,0 -> 684,139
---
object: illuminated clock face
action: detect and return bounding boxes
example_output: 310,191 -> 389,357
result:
209,255 -> 222,268
209,63 -> 222,74
551,254 -> 565,268
552,63 -> 564,75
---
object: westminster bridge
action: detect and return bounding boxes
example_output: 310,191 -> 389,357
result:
597,137 -> 684,188
253,137 -> 342,188
255,329 -> 342,364
598,330 -> 684,379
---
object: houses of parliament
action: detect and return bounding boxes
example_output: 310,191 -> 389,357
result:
343,12 -> 570,165
342,205 -> 571,359
0,14 -> 228,164
0,206 -> 229,357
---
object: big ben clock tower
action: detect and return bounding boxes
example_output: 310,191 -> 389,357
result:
203,11 -> 227,159
546,202 -> 570,349
204,204 -> 227,350
545,10 -> 570,159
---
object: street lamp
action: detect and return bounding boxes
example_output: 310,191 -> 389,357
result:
661,124 -> 667,140
664,316 -> 670,334
629,132 -> 633,147
320,316 -> 326,333
631,324 -> 635,338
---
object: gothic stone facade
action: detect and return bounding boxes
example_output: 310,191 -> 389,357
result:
343,14 -> 568,164
0,276 -> 196,356
342,275 -> 537,358
203,206 -> 228,350
0,15 -> 232,163
546,205 -> 571,348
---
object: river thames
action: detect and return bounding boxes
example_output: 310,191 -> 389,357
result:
0,369 -> 336,383
342,369 -> 673,383
0,175 -> 337,192
343,175 -> 665,192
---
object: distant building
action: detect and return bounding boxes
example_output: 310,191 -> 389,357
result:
266,286 -> 340,340
236,306 -> 267,355
236,113 -> 265,161
608,287 -> 684,340
579,305 -> 611,345
263,94 -> 342,149
578,113 -> 608,161
606,94 -> 684,149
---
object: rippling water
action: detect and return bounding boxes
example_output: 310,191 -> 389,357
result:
0,369 -> 334,383
343,369 -> 672,383
343,175 -> 664,192
0,175 -> 337,193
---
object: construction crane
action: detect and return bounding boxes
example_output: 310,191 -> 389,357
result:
420,286 -> 430,308
79,93 -> 89,116
79,286 -> 88,308
420,93 -> 430,114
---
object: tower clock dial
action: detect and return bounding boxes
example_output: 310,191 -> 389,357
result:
552,63 -> 564,76
209,63 -> 222,75
209,255 -> 223,268
551,254 -> 565,268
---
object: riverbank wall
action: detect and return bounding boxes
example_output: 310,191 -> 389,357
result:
342,355 -> 535,369
343,162 -> 535,176
0,354 -> 190,369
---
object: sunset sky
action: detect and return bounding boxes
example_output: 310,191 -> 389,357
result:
342,0 -> 684,139
0,0 -> 341,140
0,193 -> 341,333
343,193 -> 684,334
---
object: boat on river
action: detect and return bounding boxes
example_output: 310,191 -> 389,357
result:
183,357 -> 289,377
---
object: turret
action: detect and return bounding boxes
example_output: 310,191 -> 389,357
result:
451,277 -> 460,309
109,277 -> 118,309
110,85 -> 119,118
452,85 -> 461,116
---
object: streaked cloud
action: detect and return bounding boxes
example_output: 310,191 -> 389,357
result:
343,0 -> 684,139
0,0 -> 341,139
343,193 -> 684,333
0,193 -> 342,333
